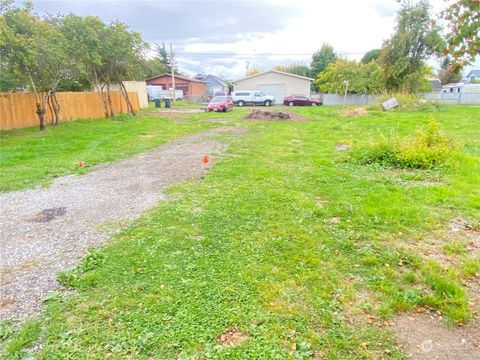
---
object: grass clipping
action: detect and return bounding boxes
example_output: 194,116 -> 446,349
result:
349,121 -> 457,169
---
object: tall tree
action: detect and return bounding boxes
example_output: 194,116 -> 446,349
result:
437,56 -> 463,84
442,0 -> 480,69
361,49 -> 382,64
315,59 -> 386,94
310,43 -> 336,91
273,62 -> 311,77
310,43 -> 336,78
379,0 -> 444,92
155,42 -> 170,73
101,20 -> 148,115
2,4 -> 68,129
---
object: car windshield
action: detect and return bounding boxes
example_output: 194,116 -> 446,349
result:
211,96 -> 226,102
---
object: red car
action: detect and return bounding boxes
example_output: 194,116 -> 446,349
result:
207,96 -> 234,112
283,95 -> 322,106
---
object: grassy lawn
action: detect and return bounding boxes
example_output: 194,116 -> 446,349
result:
0,108 -> 222,192
1,105 -> 479,359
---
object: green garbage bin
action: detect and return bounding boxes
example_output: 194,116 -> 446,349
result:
154,98 -> 161,108
164,98 -> 171,108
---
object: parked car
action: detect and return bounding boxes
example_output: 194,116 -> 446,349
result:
283,95 -> 322,106
231,91 -> 275,107
207,96 -> 234,112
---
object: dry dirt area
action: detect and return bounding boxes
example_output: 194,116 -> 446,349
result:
217,328 -> 249,348
391,218 -> 480,359
0,126 -> 246,321
245,109 -> 308,122
340,107 -> 368,117
392,310 -> 480,359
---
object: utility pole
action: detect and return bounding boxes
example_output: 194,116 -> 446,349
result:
170,43 -> 176,104
343,80 -> 349,107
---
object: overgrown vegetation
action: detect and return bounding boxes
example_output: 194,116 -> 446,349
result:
349,121 -> 456,169
368,93 -> 437,111
1,105 -> 479,359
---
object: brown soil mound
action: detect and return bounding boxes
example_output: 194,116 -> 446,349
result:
340,107 -> 368,117
245,109 -> 307,122
218,328 -> 249,348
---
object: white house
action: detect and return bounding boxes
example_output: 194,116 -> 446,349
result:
233,70 -> 314,104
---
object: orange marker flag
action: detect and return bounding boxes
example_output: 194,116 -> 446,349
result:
202,155 -> 209,164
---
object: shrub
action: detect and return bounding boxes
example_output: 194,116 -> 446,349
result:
349,121 -> 456,169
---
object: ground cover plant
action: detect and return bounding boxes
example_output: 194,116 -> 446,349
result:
1,105 -> 479,359
348,120 -> 457,169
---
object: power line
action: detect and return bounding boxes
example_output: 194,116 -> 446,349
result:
175,52 -> 366,57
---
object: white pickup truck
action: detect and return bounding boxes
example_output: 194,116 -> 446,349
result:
231,91 -> 275,107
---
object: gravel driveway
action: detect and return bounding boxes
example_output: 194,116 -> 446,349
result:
0,126 -> 245,321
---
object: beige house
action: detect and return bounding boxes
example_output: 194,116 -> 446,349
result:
233,70 -> 314,104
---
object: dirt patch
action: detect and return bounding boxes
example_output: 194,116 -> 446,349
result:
400,217 -> 479,266
31,207 -> 67,223
218,328 -> 249,348
392,312 -> 480,359
335,144 -> 352,152
245,109 -> 308,122
340,107 -> 368,117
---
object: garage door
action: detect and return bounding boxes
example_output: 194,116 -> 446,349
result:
256,84 -> 286,104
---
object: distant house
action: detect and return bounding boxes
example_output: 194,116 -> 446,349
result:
428,78 -> 442,92
145,74 -> 207,96
233,70 -> 314,104
204,75 -> 228,95
442,82 -> 464,93
463,69 -> 480,83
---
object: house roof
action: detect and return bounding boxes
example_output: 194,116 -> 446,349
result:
205,75 -> 227,87
465,69 -> 480,78
442,82 -> 464,88
233,70 -> 314,83
145,73 -> 206,83
428,78 -> 442,89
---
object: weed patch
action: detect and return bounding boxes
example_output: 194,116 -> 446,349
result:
349,121 -> 457,169
57,250 -> 105,289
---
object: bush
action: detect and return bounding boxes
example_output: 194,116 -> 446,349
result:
349,121 -> 456,169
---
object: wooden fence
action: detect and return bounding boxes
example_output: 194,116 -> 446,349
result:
0,91 -> 140,131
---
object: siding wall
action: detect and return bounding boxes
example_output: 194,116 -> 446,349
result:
234,73 -> 311,97
146,75 -> 207,95
107,81 -> 148,108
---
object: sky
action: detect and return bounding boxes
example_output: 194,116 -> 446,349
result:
25,0 -> 480,80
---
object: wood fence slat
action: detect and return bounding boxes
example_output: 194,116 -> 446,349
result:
0,91 -> 140,131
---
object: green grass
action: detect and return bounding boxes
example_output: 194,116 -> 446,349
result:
1,105 -> 479,359
0,109 -> 227,192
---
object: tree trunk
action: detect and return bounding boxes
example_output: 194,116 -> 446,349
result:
120,82 -> 136,115
106,82 -> 115,117
47,96 -> 54,125
51,92 -> 61,125
36,92 -> 50,131
36,102 -> 46,131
